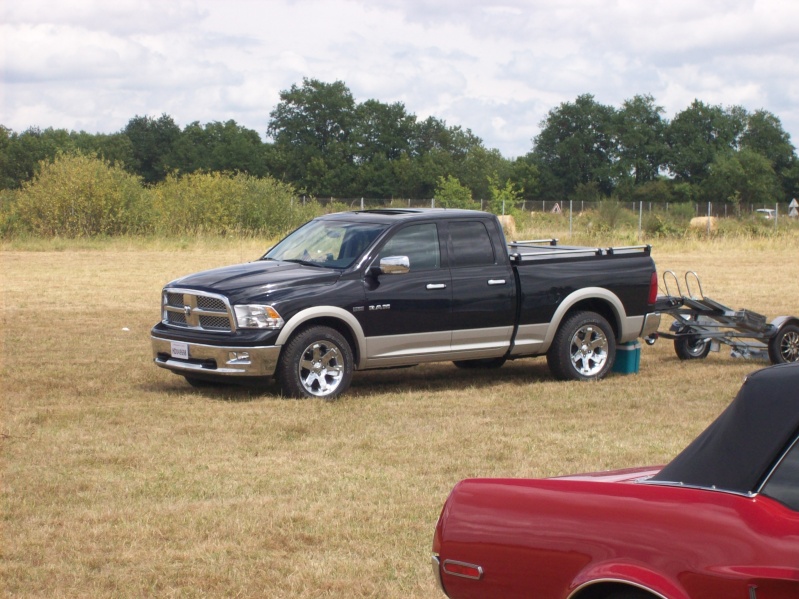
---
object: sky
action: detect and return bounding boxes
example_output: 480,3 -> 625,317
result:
2,0 -> 799,158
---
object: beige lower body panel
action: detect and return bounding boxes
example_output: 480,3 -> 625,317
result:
363,327 -> 511,369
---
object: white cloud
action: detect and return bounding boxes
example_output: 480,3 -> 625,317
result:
1,0 -> 798,158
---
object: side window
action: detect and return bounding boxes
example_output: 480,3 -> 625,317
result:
762,438 -> 799,511
449,221 -> 495,268
378,223 -> 440,271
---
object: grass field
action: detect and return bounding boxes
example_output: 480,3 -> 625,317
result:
2,232 -> 798,597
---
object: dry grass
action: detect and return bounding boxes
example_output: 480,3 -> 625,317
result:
2,232 -> 799,597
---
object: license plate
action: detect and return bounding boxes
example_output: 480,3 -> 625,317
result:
171,341 -> 190,359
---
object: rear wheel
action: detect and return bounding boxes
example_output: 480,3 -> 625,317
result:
547,311 -> 615,381
674,333 -> 711,360
277,325 -> 353,400
768,324 -> 799,364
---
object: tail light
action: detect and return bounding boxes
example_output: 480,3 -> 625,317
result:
648,271 -> 659,305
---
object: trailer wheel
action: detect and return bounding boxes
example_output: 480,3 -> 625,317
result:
768,324 -> 799,364
278,325 -> 353,399
674,334 -> 711,360
547,311 -> 615,381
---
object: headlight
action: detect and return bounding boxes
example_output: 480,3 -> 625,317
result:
234,305 -> 285,329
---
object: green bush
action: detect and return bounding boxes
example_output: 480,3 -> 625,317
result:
434,175 -> 475,209
151,172 -> 314,237
15,152 -> 148,237
0,189 -> 21,236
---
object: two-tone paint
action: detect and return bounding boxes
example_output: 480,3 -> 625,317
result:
151,209 -> 660,387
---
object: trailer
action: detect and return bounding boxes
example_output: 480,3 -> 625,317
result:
652,271 -> 799,364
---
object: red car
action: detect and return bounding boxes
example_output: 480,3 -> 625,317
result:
432,363 -> 799,599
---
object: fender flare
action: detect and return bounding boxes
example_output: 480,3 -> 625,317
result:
770,315 -> 799,333
542,287 -> 628,350
275,306 -> 368,369
567,561 -> 690,599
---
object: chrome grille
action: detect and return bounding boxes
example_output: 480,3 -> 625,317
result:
162,289 -> 234,333
168,312 -> 188,326
166,292 -> 184,307
200,315 -> 230,330
197,296 -> 226,311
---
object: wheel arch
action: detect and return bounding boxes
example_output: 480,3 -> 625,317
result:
276,307 -> 367,369
771,315 -> 799,333
567,563 -> 689,599
542,288 -> 626,351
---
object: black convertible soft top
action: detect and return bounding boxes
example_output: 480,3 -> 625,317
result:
652,362 -> 799,494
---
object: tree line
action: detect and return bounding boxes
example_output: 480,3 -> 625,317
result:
1,78 -> 797,209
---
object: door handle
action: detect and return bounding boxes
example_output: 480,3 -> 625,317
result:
488,279 -> 506,285
426,283 -> 447,290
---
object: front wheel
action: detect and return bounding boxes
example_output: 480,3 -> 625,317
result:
278,326 -> 353,399
768,324 -> 799,364
547,311 -> 615,381
674,333 -> 711,360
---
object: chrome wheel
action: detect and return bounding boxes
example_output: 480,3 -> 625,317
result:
769,324 -> 799,364
298,340 -> 345,397
569,323 -> 610,376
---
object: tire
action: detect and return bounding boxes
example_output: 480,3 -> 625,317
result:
452,357 -> 507,369
768,324 -> 799,364
277,325 -> 353,399
674,333 -> 711,360
547,311 -> 615,381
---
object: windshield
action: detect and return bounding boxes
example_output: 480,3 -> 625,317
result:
263,219 -> 388,269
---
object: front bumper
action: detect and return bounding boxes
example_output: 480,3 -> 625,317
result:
152,336 -> 281,378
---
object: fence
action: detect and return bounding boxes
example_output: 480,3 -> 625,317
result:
305,196 -> 793,218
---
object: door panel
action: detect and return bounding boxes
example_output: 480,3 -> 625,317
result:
361,222 -> 452,359
447,220 -> 515,352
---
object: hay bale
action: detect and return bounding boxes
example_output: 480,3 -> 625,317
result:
497,215 -> 517,240
689,216 -> 718,231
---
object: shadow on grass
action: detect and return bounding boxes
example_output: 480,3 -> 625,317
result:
142,357 -> 555,402
347,358 -> 553,398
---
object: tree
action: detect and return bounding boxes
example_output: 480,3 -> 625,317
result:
702,148 -> 780,211
739,109 -> 796,201
351,100 -> 416,197
123,114 -> 181,184
456,146 -> 510,202
267,78 -> 357,196
509,155 -> 540,200
0,127 -> 72,189
665,100 -> 744,184
532,94 -> 618,199
616,94 -> 668,184
170,120 -> 266,176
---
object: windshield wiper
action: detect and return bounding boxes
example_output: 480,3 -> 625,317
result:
282,259 -> 324,268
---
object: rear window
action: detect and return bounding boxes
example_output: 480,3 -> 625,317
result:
449,221 -> 495,268
762,437 -> 799,511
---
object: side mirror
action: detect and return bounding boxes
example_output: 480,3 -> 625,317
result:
376,256 -> 410,275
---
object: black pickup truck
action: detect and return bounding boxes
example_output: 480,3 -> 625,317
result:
151,209 -> 661,399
